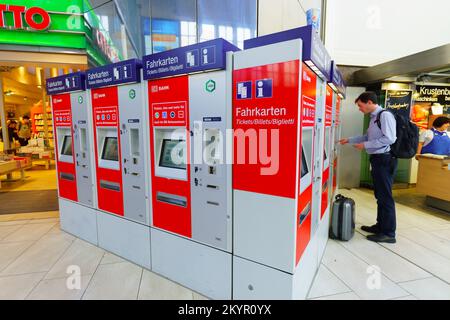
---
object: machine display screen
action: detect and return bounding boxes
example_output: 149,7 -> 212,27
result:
101,137 -> 119,162
61,135 -> 73,156
301,148 -> 309,178
159,139 -> 186,170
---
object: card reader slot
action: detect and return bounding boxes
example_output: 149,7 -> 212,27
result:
299,202 -> 311,225
157,192 -> 187,208
100,180 -> 121,192
206,184 -> 219,190
207,201 -> 220,206
60,172 -> 75,181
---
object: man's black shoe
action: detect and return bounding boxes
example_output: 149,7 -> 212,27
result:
361,224 -> 380,234
367,234 -> 396,244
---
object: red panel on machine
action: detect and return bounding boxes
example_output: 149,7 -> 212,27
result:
296,63 -> 317,264
233,60 -> 300,199
52,93 -> 78,202
148,75 -> 192,238
321,85 -> 333,219
91,86 -> 124,216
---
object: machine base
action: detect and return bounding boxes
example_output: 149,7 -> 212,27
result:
151,228 -> 232,300
233,229 -> 319,300
317,207 -> 330,264
59,198 -> 98,245
97,211 -> 151,269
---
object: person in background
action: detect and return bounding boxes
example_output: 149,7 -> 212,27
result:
7,120 -> 20,145
339,91 -> 398,244
416,116 -> 450,158
17,115 -> 32,146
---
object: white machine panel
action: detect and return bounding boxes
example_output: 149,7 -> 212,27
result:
97,212 -> 151,269
59,198 -> 98,245
151,228 -> 232,300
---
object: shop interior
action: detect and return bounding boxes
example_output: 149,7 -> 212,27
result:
0,62 -> 85,216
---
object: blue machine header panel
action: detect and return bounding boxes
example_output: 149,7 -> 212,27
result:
143,38 -> 239,80
86,59 -> 142,89
46,72 -> 86,95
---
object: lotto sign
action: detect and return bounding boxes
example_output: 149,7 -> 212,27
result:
0,5 -> 51,31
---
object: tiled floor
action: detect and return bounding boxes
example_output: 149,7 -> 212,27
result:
0,188 -> 449,300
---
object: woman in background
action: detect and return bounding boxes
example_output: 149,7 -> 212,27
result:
416,116 -> 450,158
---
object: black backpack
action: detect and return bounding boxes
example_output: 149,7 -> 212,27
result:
375,109 -> 419,159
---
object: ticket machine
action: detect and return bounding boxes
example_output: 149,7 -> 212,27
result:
87,59 -> 151,268
144,39 -> 239,299
46,72 -> 98,245
328,61 -> 346,198
233,25 -> 332,299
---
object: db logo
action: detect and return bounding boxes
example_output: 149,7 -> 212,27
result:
303,71 -> 311,83
151,86 -> 158,93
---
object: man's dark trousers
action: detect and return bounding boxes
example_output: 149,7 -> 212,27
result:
370,153 -> 398,238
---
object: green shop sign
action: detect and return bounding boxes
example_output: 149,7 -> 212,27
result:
0,0 -> 122,66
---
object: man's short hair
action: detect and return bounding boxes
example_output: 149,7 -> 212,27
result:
22,115 -> 30,120
433,116 -> 450,128
355,91 -> 378,104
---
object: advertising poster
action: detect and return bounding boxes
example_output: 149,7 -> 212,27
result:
413,85 -> 450,130
152,19 -> 180,53
385,90 -> 413,119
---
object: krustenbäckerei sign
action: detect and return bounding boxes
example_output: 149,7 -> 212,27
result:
143,38 -> 239,80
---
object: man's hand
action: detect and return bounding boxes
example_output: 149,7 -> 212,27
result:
353,143 -> 365,151
339,138 -> 349,145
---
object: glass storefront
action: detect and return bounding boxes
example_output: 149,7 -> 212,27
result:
87,0 -> 257,59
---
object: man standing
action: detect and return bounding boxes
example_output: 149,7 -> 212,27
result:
340,92 -> 397,244
18,115 -> 32,146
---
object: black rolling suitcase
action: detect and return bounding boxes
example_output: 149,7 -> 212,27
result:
329,194 -> 355,241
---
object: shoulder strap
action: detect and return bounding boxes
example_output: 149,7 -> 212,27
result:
375,109 -> 389,130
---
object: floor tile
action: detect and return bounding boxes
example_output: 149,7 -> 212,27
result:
82,262 -> 142,300
399,277 -> 450,300
27,275 -> 92,300
322,241 -> 409,300
431,227 -> 450,242
138,270 -> 194,300
45,239 -> 104,280
339,232 -> 431,283
391,295 -> 418,300
0,272 -> 46,300
0,225 -> 22,240
0,241 -> 35,272
1,233 -> 74,276
100,252 -> 126,265
398,227 -> 450,260
0,220 -> 30,226
307,264 -> 351,299
380,236 -> 450,284
28,218 -> 60,224
1,222 -> 56,243
193,292 -> 210,300
312,292 -> 360,300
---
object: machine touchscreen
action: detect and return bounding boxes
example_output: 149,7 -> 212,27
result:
159,139 -> 186,170
61,135 -> 73,156
101,137 -> 119,162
